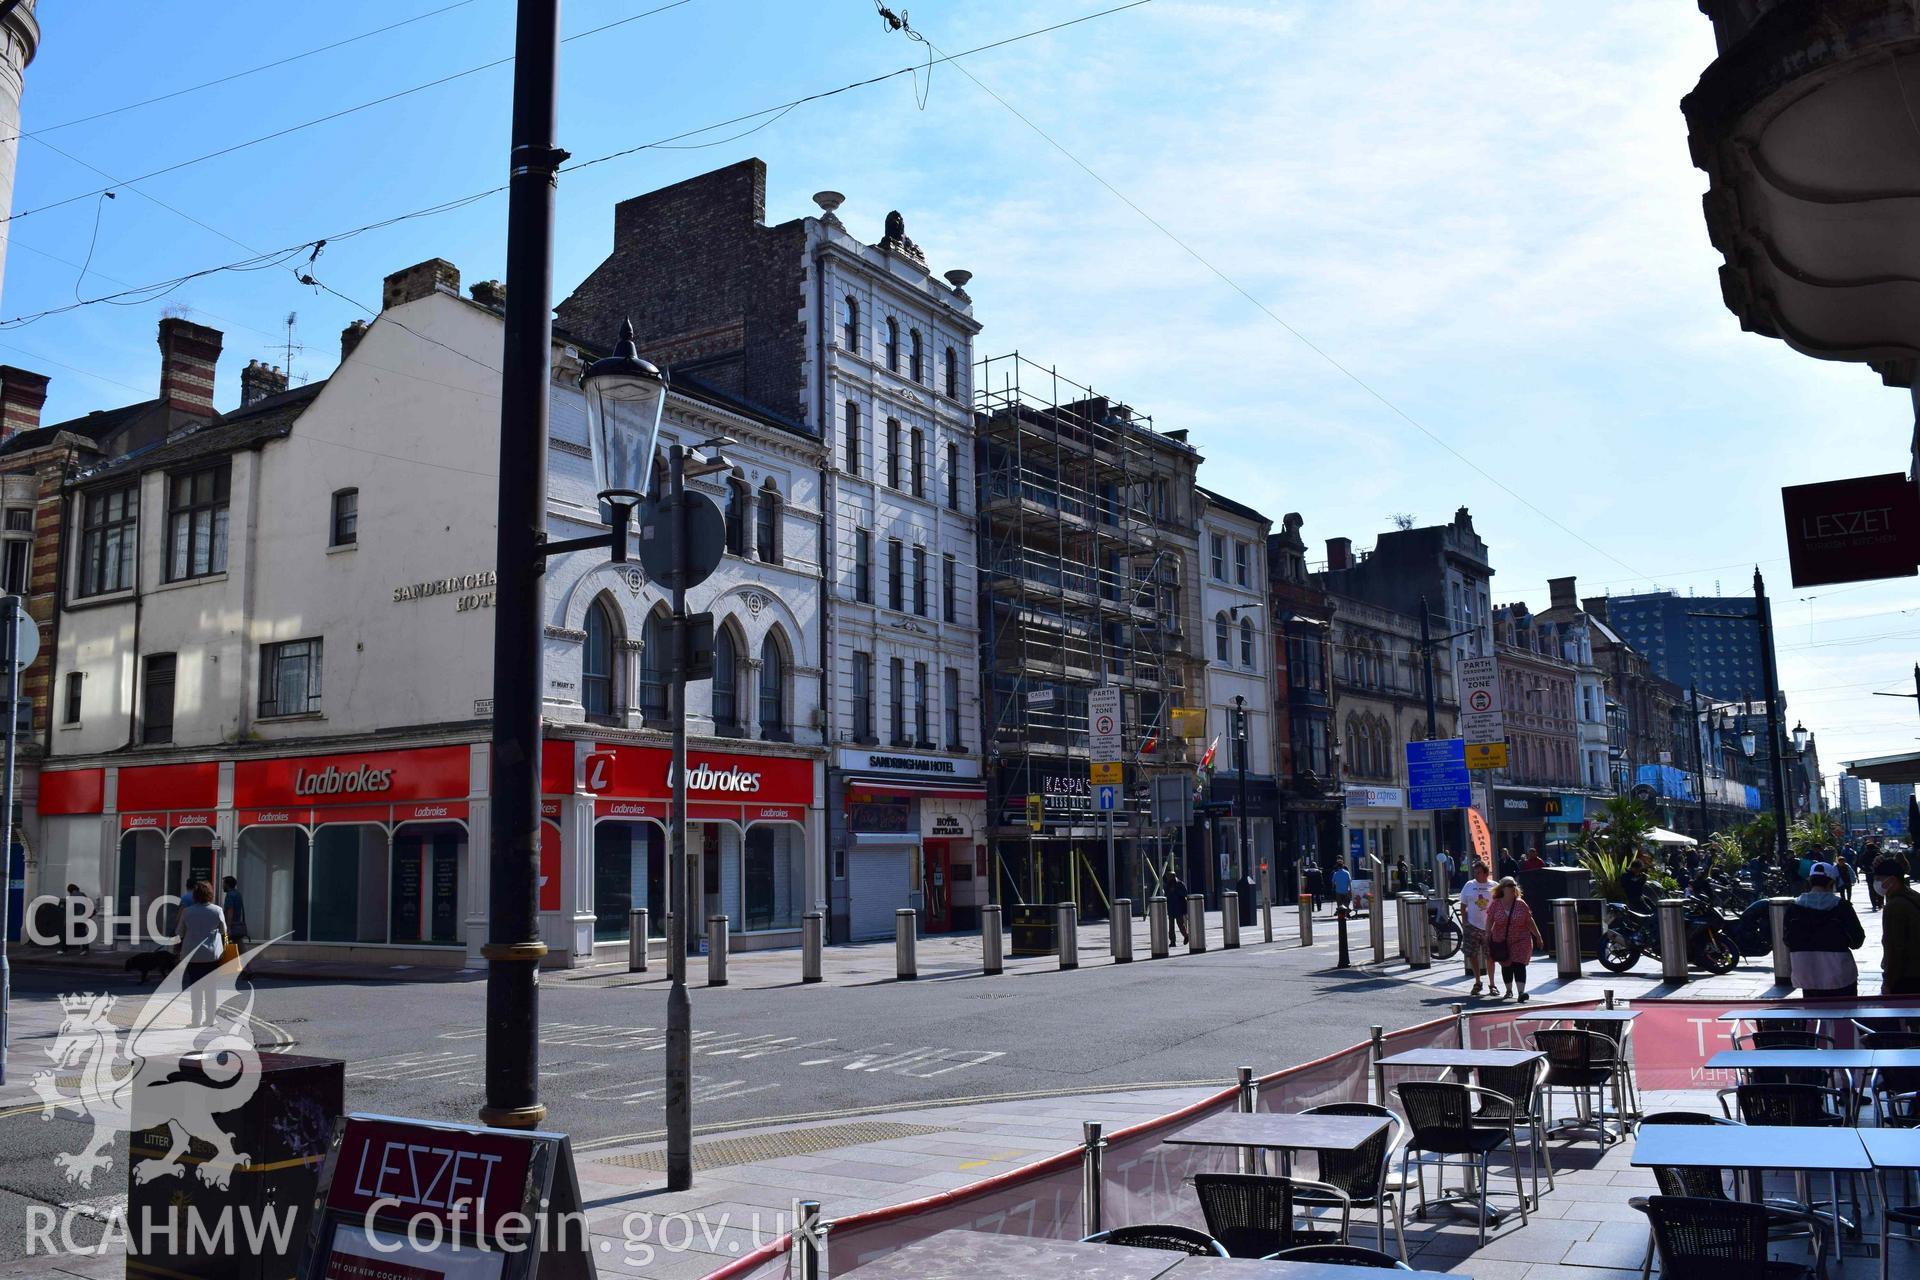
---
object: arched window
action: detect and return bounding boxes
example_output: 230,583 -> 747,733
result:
1240,617 -> 1255,669
712,627 -> 739,733
638,610 -> 667,718
844,401 -> 861,476
756,480 -> 781,563
724,473 -> 748,555
944,346 -> 959,398
1343,716 -> 1359,775
1214,612 -> 1230,663
583,597 -> 621,724
840,294 -> 858,350
759,632 -> 787,740
909,329 -> 924,382
884,317 -> 900,371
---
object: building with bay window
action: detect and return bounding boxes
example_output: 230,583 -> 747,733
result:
30,255 -> 829,967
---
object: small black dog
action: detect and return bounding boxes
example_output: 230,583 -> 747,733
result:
123,949 -> 174,984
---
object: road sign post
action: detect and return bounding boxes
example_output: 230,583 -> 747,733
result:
1407,738 -> 1472,812
0,596 -> 34,1085
1089,687 -> 1122,913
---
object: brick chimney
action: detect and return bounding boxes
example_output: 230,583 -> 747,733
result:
1548,576 -> 1577,612
239,360 -> 288,407
1326,537 -> 1353,571
341,319 -> 369,364
156,317 -> 223,419
1582,596 -> 1610,623
469,279 -> 505,309
382,258 -> 460,310
0,365 -> 49,441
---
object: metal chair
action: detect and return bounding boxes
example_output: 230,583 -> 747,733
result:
1192,1172 -> 1350,1258
1474,1057 -> 1553,1204
1623,1114 -> 1825,1280
1081,1225 -> 1227,1256
1266,1242 -> 1411,1269
1730,1083 -> 1859,1238
1300,1102 -> 1408,1259
1864,1030 -> 1920,1126
1395,1080 -> 1528,1247
1637,1194 -> 1823,1279
1534,1027 -> 1624,1148
1736,1028 -> 1835,1051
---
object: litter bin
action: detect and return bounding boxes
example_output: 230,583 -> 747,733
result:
127,1051 -> 345,1279
1521,865 -> 1591,952
1008,903 -> 1057,957
1237,874 -> 1258,928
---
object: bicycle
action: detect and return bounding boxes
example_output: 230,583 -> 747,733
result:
1428,897 -> 1463,961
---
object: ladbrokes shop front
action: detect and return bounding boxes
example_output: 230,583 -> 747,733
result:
28,734 -> 825,968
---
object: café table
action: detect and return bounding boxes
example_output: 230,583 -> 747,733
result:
1718,1005 -> 1920,1027
1513,1007 -> 1643,1120
1163,1255 -> 1457,1277
827,1229 -> 1461,1278
1163,1111 -> 1390,1178
1374,1048 -> 1545,1224
1861,1128 -> 1920,1280
1632,1122 -> 1869,1257
1705,1048 -> 1874,1122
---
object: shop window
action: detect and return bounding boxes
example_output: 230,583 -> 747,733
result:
743,825 -> 803,931
259,638 -> 322,717
141,653 -> 175,744
390,822 -> 465,945
638,610 -> 668,719
309,824 -> 388,943
583,597 -> 622,724
759,632 -> 788,741
712,627 -> 740,734
756,480 -> 781,564
236,825 -> 308,942
167,462 -> 230,581
77,483 -> 137,596
594,821 -> 654,942
330,488 -> 358,547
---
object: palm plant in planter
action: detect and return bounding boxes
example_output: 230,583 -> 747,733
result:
1578,796 -> 1657,899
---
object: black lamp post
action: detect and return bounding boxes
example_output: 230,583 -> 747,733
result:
1233,693 -> 1250,900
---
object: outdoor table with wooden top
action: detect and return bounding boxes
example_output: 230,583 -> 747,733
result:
1164,1111 -> 1390,1177
1861,1128 -> 1920,1280
828,1230 -> 1459,1279
1633,1123 -> 1869,1256
1513,1007 -> 1643,1118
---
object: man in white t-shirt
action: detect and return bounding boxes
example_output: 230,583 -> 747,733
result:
1457,860 -> 1495,997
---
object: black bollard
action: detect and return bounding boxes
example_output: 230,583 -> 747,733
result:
1336,907 -> 1351,969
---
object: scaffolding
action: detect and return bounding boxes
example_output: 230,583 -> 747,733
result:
975,352 -> 1201,918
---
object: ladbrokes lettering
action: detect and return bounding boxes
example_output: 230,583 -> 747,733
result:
669,763 -> 762,794
294,765 -> 395,797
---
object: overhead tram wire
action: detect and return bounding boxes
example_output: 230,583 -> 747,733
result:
2,0 -> 702,227
0,2 -> 1150,330
902,13 -> 1649,581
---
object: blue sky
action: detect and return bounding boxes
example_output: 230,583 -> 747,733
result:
2,1 -> 1915,786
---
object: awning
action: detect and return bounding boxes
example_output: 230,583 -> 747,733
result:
843,776 -> 988,801
1648,827 -> 1698,847
1846,751 -> 1920,786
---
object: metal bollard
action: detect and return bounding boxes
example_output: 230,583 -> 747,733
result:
1149,896 -> 1170,958
1081,1122 -> 1106,1238
1298,895 -> 1314,947
1111,898 -> 1133,963
1605,988 -> 1616,1010
1262,896 -> 1274,944
1235,1066 -> 1257,1173
1553,898 -> 1580,980
896,908 -> 918,980
1337,908 -> 1351,968
1403,894 -> 1430,969
707,915 -> 729,986
982,903 -> 1003,975
1656,899 -> 1688,983
1058,902 -> 1080,970
1369,881 -> 1386,965
1769,896 -> 1793,987
1222,892 -> 1241,949
1369,1025 -> 1386,1110
1187,894 -> 1207,953
794,1200 -> 823,1280
802,911 -> 823,984
628,908 -> 649,973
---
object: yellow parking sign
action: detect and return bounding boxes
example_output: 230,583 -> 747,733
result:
1465,742 -> 1508,770
1090,761 -> 1122,785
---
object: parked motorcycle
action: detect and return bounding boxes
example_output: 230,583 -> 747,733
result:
1598,896 -> 1741,975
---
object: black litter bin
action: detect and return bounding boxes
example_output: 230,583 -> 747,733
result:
1008,903 -> 1057,957
1238,877 -> 1259,927
1518,866 -> 1591,951
127,1051 -> 345,1280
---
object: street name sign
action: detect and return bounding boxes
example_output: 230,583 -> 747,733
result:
1407,737 -> 1471,810
1458,655 -> 1502,743
1088,687 -> 1123,763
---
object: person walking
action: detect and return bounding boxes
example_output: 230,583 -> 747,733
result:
1876,857 -> 1920,997
1331,860 -> 1352,913
1459,861 -> 1496,998
221,875 -> 248,947
1835,853 -> 1855,903
1303,859 -> 1323,910
1867,840 -> 1887,911
1162,867 -> 1190,944
1486,877 -> 1544,1002
1784,861 -> 1866,1000
174,881 -> 229,1026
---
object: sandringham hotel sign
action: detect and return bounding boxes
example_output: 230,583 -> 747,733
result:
392,569 -> 497,613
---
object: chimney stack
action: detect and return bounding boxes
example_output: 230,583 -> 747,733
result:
1326,537 -> 1353,571
341,319 -> 369,364
382,258 -> 461,310
156,317 -> 224,420
240,360 -> 288,407
0,365 -> 49,441
1548,576 -> 1577,611
468,279 -> 506,309
1582,596 -> 1610,623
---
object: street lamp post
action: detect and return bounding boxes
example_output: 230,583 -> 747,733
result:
1233,694 -> 1250,900
1690,683 -> 1711,840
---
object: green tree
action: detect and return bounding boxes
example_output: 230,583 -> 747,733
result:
1578,796 -> 1657,899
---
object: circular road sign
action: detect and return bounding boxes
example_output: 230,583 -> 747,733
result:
1468,690 -> 1492,712
637,491 -> 727,591
7,604 -> 37,670
1093,712 -> 1116,736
